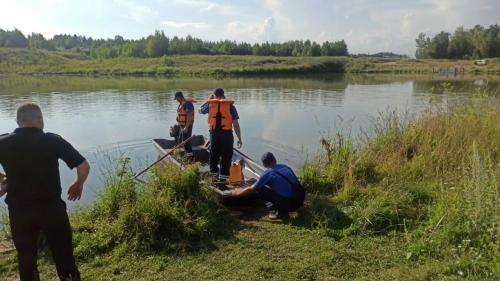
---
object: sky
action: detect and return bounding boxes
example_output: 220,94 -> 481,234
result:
0,0 -> 499,55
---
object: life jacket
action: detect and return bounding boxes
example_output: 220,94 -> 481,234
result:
207,99 -> 234,131
177,97 -> 197,126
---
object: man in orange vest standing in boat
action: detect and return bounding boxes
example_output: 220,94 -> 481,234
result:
174,91 -> 197,159
198,88 -> 242,182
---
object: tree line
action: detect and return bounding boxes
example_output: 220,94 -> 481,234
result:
415,24 -> 500,59
0,28 -> 349,58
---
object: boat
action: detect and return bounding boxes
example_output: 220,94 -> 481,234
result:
151,135 -> 265,205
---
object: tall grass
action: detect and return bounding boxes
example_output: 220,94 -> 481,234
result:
300,85 -> 500,278
66,158 -> 222,260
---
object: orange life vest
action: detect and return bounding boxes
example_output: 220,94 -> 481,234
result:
177,97 -> 197,127
207,99 -> 234,131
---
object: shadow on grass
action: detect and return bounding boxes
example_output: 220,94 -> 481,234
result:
290,194 -> 352,231
225,194 -> 352,233
32,195 -> 350,268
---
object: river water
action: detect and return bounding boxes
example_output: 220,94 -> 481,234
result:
0,74 -> 499,209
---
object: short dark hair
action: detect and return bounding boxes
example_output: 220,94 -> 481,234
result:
174,91 -> 184,100
261,152 -> 276,167
214,88 -> 225,96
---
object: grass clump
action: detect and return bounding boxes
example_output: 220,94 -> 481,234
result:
70,158 -> 222,260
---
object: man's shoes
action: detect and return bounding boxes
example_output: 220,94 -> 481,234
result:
215,180 -> 229,191
269,211 -> 290,220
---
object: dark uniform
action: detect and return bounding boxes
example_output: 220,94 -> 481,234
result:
0,127 -> 85,281
200,99 -> 239,181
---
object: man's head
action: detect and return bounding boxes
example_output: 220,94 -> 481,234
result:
16,102 -> 44,129
261,152 -> 277,168
174,91 -> 185,103
213,88 -> 225,99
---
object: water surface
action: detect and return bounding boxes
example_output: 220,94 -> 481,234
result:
0,74 -> 499,209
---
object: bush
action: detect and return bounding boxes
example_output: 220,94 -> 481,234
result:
70,158 -> 221,260
162,55 -> 175,66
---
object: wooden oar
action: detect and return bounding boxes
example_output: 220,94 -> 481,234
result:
131,135 -> 196,180
233,147 -> 254,162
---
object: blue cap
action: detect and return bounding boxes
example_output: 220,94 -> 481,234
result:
261,152 -> 276,166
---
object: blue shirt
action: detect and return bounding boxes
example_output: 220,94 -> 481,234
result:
253,164 -> 295,198
200,104 -> 239,120
182,101 -> 194,113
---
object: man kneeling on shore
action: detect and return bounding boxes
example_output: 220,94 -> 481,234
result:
227,152 -> 305,220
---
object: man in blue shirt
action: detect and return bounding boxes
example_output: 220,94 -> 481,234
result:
198,88 -> 242,182
227,152 -> 304,220
174,91 -> 196,159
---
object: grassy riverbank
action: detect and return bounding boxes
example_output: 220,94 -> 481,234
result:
1,48 -> 499,76
1,91 -> 500,280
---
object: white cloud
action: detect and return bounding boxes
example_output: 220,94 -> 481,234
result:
260,17 -> 280,42
38,0 -> 65,3
161,21 -> 211,29
318,31 -> 331,43
226,17 -> 280,43
129,6 -> 159,24
402,12 -> 413,37
0,0 -> 62,36
174,0 -> 236,15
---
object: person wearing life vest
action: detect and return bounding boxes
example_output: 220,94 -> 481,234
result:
174,91 -> 196,159
198,88 -> 242,182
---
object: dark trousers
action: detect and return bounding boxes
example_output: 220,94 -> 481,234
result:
9,200 -> 80,281
180,125 -> 193,155
257,186 -> 300,213
209,130 -> 234,180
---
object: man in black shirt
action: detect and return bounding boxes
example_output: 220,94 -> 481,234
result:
0,102 -> 90,281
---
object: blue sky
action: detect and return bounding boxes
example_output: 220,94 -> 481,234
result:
0,0 -> 498,54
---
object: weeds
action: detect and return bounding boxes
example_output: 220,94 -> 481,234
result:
299,86 -> 500,278
68,158 -> 223,260
2,48 -> 500,76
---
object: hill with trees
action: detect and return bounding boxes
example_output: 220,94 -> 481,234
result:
0,28 -> 349,59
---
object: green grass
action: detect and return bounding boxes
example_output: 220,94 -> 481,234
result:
2,85 -> 500,280
1,48 -> 499,76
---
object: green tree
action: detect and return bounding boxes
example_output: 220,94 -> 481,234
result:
146,30 -> 169,57
448,27 -> 472,59
415,33 -> 431,59
429,31 -> 450,59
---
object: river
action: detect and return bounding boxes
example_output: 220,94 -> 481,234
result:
0,74 -> 499,209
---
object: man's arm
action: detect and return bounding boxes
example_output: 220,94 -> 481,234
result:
233,120 -> 242,148
68,160 -> 90,201
198,104 -> 209,115
228,185 -> 256,197
51,134 -> 90,201
184,113 -> 194,131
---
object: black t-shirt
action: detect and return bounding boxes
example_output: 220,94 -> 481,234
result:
0,127 -> 86,209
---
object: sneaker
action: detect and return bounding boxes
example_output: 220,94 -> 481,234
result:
269,211 -> 289,220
